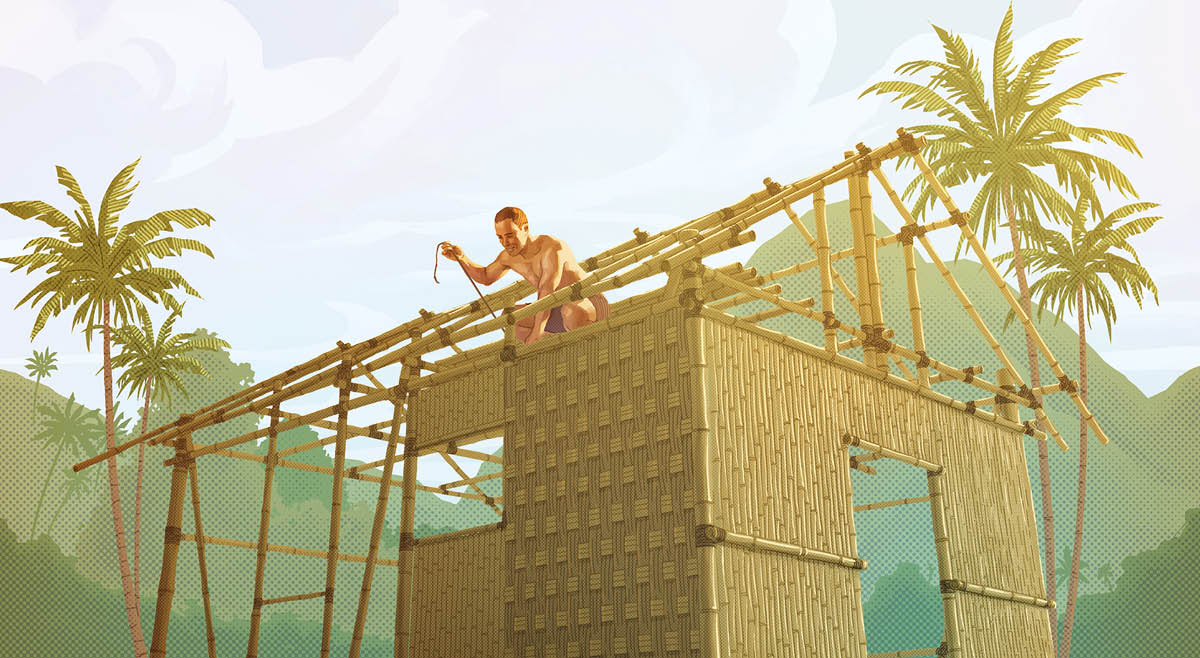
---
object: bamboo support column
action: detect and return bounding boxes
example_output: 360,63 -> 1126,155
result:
813,186 -> 838,353
683,262 -> 720,658
320,358 -> 353,658
846,151 -> 876,370
856,145 -> 888,375
246,402 -> 281,658
927,472 -> 962,657
349,367 -> 414,658
149,434 -> 195,658
844,433 -> 868,657
186,438 -> 217,658
395,386 -> 420,658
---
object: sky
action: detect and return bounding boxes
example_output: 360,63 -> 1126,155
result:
1,0 -> 1196,491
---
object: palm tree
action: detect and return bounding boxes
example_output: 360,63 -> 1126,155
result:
1,160 -> 214,657
1056,544 -> 1091,587
1000,197 -> 1159,658
1097,563 -> 1115,591
24,347 -> 58,418
48,467 -> 99,537
860,7 -> 1142,642
29,393 -> 104,540
109,302 -> 229,608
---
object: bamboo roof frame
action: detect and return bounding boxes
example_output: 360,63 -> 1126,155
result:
81,129 -> 1111,658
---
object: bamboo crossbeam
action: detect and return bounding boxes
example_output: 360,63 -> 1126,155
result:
940,578 -> 1055,609
709,284 -> 783,310
876,215 -> 962,248
742,307 -> 792,324
703,269 -> 832,328
762,246 -> 855,283
890,353 -> 917,383
275,409 -> 398,444
854,496 -> 931,512
1031,381 -> 1076,396
931,366 -> 982,384
262,590 -> 325,606
438,452 -> 502,517
839,328 -> 895,351
867,648 -> 941,658
179,533 -> 400,567
701,525 -> 867,570
186,452 -> 217,658
843,434 -> 943,473
849,458 -> 878,475
698,306 -> 1042,439
909,147 -> 1104,447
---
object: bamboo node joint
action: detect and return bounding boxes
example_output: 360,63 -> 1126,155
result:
695,524 -> 725,547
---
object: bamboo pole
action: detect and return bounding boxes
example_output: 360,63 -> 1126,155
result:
437,452 -> 503,516
246,403 -> 281,658
742,307 -> 792,324
717,527 -> 868,569
853,496 -> 931,513
908,146 -> 1104,447
856,145 -> 888,376
869,164 -> 929,386
940,579 -> 1054,609
683,264 -> 721,658
149,435 -> 194,658
395,386 -> 419,658
186,445 -> 217,658
930,366 -> 982,385
180,533 -> 399,567
349,367 -> 413,658
847,151 -> 874,367
319,359 -> 352,658
709,284 -> 783,310
890,353 -> 917,383
262,590 -> 326,605
926,470 -> 962,658
842,434 -> 943,472
813,186 -> 838,353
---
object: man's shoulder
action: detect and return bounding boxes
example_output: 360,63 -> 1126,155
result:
534,234 -> 566,250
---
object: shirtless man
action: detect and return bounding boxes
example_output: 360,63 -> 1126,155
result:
440,206 -> 610,344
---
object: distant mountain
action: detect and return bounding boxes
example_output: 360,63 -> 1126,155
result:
740,200 -> 1200,600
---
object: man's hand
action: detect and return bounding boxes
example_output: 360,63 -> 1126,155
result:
440,242 -> 464,261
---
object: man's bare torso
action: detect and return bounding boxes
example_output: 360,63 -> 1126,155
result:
497,234 -> 586,296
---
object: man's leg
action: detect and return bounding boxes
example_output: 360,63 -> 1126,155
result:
560,298 -> 598,331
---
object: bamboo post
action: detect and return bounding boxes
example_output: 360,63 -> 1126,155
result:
246,402 -> 281,658
856,144 -> 888,375
186,442 -> 217,658
813,185 -> 838,353
997,369 -> 1019,424
682,262 -> 720,658
149,434 -> 195,658
319,357 -> 353,658
868,164 -> 929,386
349,367 -> 414,658
395,386 -> 419,658
927,471 -> 962,657
847,151 -> 876,371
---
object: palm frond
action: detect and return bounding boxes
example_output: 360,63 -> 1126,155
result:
991,5 -> 1016,125
55,166 -> 94,225
97,158 -> 142,240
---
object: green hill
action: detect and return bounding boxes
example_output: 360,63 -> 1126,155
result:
740,200 -> 1200,600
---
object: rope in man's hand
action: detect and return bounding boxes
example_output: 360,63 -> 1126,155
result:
434,241 -> 497,319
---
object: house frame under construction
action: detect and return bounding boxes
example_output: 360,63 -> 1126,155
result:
79,129 -> 1103,658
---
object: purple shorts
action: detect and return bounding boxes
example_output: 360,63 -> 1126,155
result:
520,294 -> 610,333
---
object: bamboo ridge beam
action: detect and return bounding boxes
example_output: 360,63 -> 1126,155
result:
696,524 -> 867,570
843,434 -> 943,473
179,533 -> 400,567
854,496 -> 931,512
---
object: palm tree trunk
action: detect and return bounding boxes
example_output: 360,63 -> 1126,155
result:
32,377 -> 42,423
1059,285 -> 1089,658
30,441 -> 65,540
134,379 -> 152,611
102,300 -> 148,657
1003,182 -> 1055,650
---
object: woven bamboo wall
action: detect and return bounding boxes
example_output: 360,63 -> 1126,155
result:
703,320 -> 866,657
412,363 -> 505,449
503,308 -> 704,657
412,526 -> 506,657
702,318 -> 1050,657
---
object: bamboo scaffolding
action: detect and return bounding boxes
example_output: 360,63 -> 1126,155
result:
869,163 -> 929,386
319,361 -> 352,658
930,366 -> 982,385
697,306 -> 1043,440
742,307 -> 792,324
179,533 -> 400,567
839,328 -> 895,351
349,367 -> 412,658
761,246 -> 854,283
709,284 -> 783,310
262,590 -> 325,605
854,496 -> 931,513
149,436 -> 194,658
856,144 -> 889,376
813,185 -> 838,352
186,446 -> 217,658
437,452 -> 503,517
842,434 -> 943,473
940,579 -> 1054,609
246,404 -> 280,658
907,145 -> 1106,446
890,353 -> 918,383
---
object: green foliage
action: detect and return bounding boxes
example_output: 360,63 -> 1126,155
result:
28,393 -> 104,540
108,303 -> 230,410
24,347 -> 57,383
861,562 -> 943,653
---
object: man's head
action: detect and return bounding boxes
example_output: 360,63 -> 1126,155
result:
495,206 -> 530,255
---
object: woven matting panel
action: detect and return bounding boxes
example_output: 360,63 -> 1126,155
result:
715,543 -> 865,658
412,527 -> 506,656
412,363 -> 505,450
503,308 -> 703,657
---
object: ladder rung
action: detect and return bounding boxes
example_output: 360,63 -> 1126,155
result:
262,590 -> 326,606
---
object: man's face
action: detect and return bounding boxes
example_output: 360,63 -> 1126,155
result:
495,219 -> 529,254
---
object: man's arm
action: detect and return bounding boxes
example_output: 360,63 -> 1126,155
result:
441,243 -> 508,285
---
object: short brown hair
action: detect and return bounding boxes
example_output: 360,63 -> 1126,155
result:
494,206 -> 528,230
